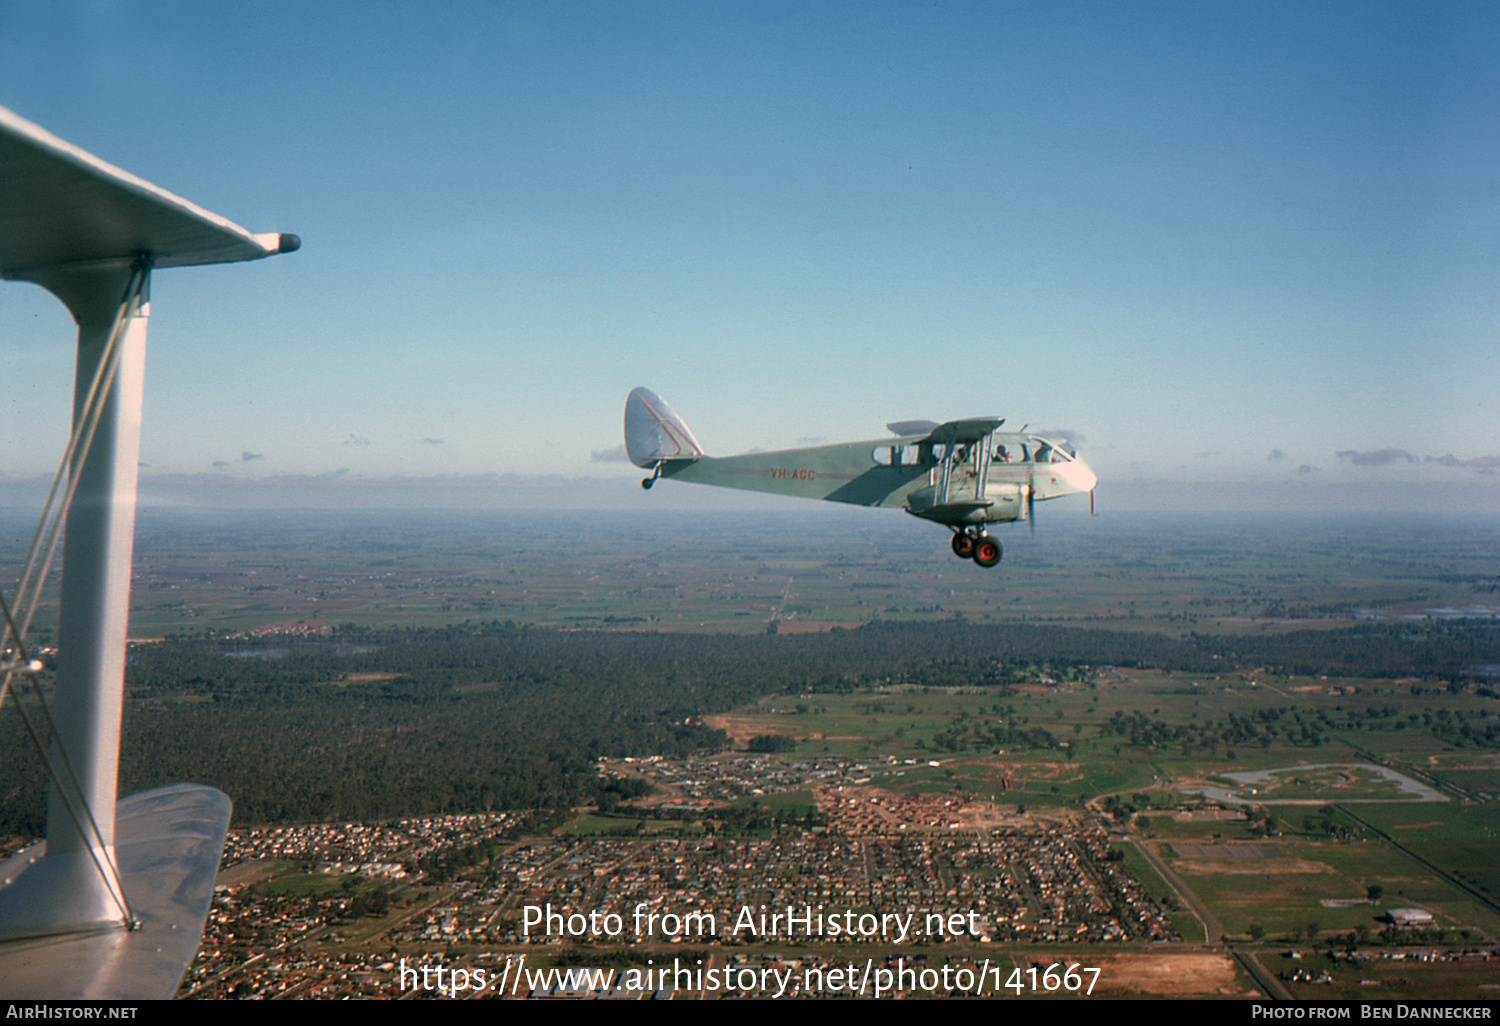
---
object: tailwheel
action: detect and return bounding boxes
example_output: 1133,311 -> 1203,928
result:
972,535 -> 1002,568
951,532 -> 976,558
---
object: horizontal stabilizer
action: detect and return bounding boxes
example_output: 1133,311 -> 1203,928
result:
624,387 -> 705,468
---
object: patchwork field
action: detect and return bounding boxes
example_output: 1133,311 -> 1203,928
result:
706,671 -> 1500,952
0,507 -> 1491,639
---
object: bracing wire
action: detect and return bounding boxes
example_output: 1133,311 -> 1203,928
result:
0,593 -> 131,924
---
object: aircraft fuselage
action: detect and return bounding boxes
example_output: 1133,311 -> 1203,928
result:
658,430 -> 1095,526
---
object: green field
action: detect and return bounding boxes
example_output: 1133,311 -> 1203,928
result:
1260,950 -> 1500,1001
707,662 -> 1500,958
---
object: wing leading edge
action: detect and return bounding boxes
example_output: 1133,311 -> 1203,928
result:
0,106 -> 298,282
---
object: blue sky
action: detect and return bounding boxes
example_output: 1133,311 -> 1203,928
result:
0,1 -> 1496,511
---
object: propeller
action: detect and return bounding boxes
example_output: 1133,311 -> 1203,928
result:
1027,466 -> 1035,535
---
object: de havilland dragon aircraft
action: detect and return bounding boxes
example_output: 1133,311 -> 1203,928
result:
625,387 -> 1097,567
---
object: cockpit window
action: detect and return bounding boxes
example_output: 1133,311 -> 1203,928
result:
1031,440 -> 1074,464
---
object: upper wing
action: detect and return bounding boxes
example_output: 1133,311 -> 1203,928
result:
917,417 -> 1005,444
885,419 -> 939,436
0,105 -> 298,283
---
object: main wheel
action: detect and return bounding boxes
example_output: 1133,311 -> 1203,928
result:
972,535 -> 1002,568
951,532 -> 975,558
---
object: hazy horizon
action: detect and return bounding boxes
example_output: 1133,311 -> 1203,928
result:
1,2 -> 1495,505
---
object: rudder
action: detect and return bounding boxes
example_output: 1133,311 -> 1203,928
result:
624,387 -> 705,467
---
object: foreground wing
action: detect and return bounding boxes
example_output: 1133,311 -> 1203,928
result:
0,106 -> 297,280
0,786 -> 231,999
917,417 -> 1005,444
0,105 -> 294,998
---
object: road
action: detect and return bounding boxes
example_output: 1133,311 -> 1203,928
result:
1125,833 -> 1222,945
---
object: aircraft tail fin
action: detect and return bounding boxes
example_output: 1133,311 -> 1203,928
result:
624,387 -> 705,467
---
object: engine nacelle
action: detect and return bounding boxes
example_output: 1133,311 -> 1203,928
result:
981,482 -> 1026,523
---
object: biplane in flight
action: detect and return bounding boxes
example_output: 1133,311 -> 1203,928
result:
625,387 -> 1097,567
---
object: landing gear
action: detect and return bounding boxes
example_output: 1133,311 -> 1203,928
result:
950,529 -> 1001,567
972,535 -> 1002,568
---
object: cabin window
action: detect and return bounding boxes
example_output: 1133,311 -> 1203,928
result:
874,445 -> 923,466
929,443 -> 975,465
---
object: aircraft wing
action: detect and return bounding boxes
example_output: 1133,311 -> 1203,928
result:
0,105 -> 294,999
885,419 -> 939,437
0,786 -> 231,999
917,417 -> 1005,445
0,106 -> 298,282
906,499 -> 993,525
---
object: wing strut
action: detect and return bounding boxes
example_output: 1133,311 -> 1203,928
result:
0,105 -> 294,998
0,258 -> 156,946
935,428 -> 955,504
0,262 -> 156,931
973,432 -> 992,503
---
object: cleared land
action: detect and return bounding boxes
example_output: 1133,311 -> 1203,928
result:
0,506 -> 1492,1001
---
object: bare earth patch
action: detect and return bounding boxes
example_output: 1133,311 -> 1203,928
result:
705,713 -> 776,747
1087,953 -> 1248,997
216,858 -> 277,888
1173,856 -> 1333,876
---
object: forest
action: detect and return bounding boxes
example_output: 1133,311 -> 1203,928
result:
0,617 -> 1495,835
